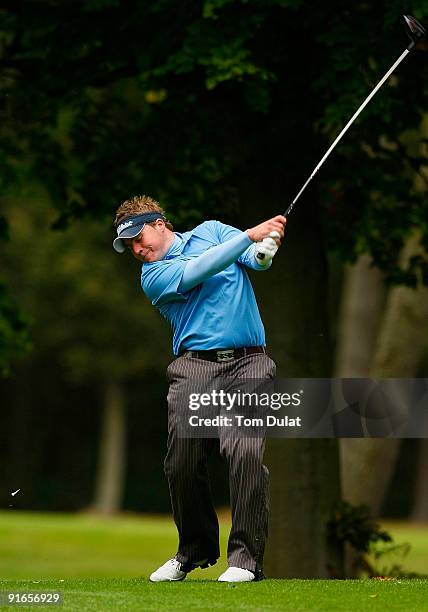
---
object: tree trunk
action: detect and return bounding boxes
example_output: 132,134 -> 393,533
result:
372,236 -> 428,378
341,439 -> 401,517
89,381 -> 127,515
335,254 -> 385,378
340,234 -> 428,517
334,255 -> 389,519
412,439 -> 428,521
266,439 -> 343,577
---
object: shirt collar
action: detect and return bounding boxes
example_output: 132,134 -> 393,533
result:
163,233 -> 185,260
163,230 -> 196,259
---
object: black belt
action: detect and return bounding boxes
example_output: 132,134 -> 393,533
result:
183,346 -> 266,363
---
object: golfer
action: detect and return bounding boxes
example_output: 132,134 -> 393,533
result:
113,195 -> 285,582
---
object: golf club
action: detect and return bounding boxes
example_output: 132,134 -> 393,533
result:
285,14 -> 426,218
257,15 -> 426,261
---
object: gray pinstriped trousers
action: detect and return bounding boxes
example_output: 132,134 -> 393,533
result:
164,353 -> 276,574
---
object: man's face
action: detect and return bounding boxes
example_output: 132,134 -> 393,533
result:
123,219 -> 170,263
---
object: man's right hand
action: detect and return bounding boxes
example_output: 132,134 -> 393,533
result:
246,215 -> 286,242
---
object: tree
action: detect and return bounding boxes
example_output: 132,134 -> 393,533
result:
352,233 -> 428,516
412,439 -> 428,521
1,0 -> 427,575
0,206 -> 30,374
0,191 -> 171,514
0,278 -> 30,376
335,234 -> 428,573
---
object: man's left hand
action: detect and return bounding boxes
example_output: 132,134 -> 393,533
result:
254,231 -> 281,266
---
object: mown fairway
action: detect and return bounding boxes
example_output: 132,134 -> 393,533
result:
1,577 -> 428,611
0,511 -> 427,611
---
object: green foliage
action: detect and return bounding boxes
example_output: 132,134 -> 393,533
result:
327,501 -> 428,578
0,281 -> 31,376
0,216 -> 9,241
0,191 -> 171,384
328,500 -> 392,554
0,1 -> 427,286
366,540 -> 428,578
0,0 -> 427,378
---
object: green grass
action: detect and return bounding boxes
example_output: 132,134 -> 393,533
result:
0,511 -> 427,611
1,578 -> 427,611
0,511 -> 228,580
367,521 -> 428,576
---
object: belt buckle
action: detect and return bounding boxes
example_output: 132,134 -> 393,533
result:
216,349 -> 235,363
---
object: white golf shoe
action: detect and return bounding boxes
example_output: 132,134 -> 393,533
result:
149,558 -> 187,582
217,567 -> 255,582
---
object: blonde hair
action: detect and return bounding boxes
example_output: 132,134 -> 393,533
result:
114,195 -> 173,230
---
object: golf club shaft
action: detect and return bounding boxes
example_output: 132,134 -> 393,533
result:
284,46 -> 411,217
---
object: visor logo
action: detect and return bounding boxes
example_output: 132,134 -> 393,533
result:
117,220 -> 133,234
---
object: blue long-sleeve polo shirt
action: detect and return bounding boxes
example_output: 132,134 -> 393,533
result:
140,220 -> 270,355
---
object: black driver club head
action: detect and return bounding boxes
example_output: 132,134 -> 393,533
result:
403,15 -> 426,48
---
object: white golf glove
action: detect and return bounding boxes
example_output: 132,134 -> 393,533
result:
254,231 -> 280,266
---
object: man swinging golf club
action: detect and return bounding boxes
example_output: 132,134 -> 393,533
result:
113,195 -> 286,582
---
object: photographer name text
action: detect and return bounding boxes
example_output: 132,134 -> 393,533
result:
188,415 -> 302,428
